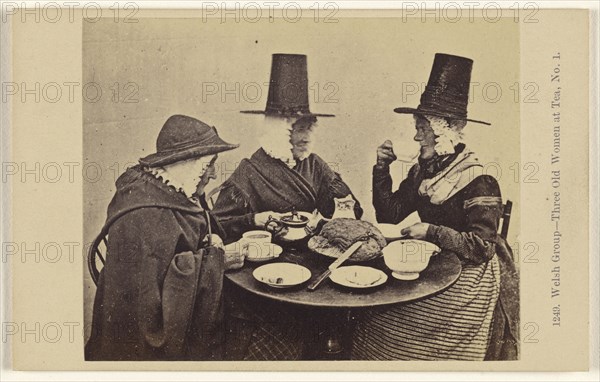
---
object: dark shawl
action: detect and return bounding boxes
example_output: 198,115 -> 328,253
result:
85,165 -> 225,361
212,148 -> 363,242
212,149 -> 363,359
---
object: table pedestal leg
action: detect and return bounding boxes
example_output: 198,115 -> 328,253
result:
323,332 -> 343,356
317,310 -> 354,360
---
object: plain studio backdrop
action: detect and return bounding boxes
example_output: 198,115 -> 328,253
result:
83,15 -> 520,336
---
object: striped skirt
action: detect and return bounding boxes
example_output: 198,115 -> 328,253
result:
351,255 -> 500,360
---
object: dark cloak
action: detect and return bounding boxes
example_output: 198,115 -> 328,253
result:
85,165 -> 225,361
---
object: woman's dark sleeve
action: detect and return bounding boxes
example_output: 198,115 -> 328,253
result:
210,182 -> 255,244
372,164 -> 419,224
425,175 -> 503,265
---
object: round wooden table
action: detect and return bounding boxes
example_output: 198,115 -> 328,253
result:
225,247 -> 462,308
224,246 -> 462,359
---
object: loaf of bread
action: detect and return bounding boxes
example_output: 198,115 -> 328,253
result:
309,218 -> 387,261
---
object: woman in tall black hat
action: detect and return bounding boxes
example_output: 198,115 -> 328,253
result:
212,54 -> 362,360
352,54 -> 519,360
213,54 -> 362,240
85,115 -> 243,361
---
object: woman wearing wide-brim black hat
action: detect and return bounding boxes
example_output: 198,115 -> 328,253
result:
351,54 -> 519,361
86,115 -> 243,361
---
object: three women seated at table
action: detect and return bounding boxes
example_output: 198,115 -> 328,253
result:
86,53 -> 518,361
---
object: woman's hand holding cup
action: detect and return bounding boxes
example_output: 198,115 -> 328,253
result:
377,140 -> 398,167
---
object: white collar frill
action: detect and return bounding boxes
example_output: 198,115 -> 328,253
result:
144,166 -> 203,208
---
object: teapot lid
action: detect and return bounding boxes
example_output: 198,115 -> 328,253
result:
281,209 -> 309,226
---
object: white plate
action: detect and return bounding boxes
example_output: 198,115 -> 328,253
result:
329,265 -> 388,289
253,262 -> 312,288
375,223 -> 406,241
224,241 -> 283,263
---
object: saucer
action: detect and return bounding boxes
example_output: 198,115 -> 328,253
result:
224,241 -> 283,263
245,243 -> 283,262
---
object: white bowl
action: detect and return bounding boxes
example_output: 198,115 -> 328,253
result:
253,262 -> 311,288
382,239 -> 440,280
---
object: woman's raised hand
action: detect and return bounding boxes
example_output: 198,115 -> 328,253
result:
376,140 -> 398,167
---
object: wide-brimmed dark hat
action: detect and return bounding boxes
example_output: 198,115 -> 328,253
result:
139,115 -> 239,167
241,54 -> 334,118
394,53 -> 490,125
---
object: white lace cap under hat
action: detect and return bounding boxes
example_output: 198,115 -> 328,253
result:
425,115 -> 465,156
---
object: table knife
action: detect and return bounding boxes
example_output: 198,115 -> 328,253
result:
307,241 -> 364,291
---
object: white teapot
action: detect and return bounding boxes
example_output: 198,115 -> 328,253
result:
265,208 -> 312,243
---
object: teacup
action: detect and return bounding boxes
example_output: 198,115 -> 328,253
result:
240,230 -> 274,259
383,239 -> 440,280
